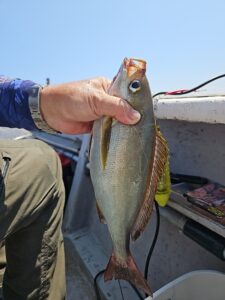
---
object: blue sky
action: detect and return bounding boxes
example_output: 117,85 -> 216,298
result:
1,0 -> 225,94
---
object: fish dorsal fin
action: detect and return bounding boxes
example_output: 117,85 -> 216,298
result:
131,129 -> 168,241
96,201 -> 107,224
101,117 -> 112,169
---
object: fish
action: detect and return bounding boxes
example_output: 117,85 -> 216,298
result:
90,58 -> 168,296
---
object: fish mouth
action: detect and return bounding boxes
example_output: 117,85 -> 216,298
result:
123,58 -> 146,77
108,58 -> 147,93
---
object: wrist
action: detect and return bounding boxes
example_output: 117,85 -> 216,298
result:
39,87 -> 50,123
29,85 -> 58,133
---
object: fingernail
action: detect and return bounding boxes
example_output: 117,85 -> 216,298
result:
128,109 -> 141,123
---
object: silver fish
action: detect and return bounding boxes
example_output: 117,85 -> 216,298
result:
90,58 -> 168,296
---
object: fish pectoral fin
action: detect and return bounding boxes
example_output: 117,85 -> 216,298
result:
131,129 -> 168,241
101,117 -> 112,169
96,201 -> 107,224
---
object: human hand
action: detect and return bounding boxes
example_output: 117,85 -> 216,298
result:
39,77 -> 141,134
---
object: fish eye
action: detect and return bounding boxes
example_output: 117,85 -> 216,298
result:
129,80 -> 141,93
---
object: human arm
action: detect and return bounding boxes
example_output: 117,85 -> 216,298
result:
0,76 -> 39,130
0,76 -> 141,134
39,77 -> 141,134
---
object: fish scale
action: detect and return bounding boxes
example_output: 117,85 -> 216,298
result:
90,58 -> 168,296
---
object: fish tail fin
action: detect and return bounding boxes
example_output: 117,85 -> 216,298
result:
104,253 -> 152,296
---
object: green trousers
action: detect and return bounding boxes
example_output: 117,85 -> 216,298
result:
0,139 -> 66,300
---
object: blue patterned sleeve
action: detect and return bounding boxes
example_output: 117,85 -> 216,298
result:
0,76 -> 39,130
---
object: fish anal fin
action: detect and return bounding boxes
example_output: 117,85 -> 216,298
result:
96,201 -> 107,224
101,117 -> 112,169
131,129 -> 168,241
104,253 -> 152,296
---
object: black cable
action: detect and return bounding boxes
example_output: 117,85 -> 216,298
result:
144,201 -> 160,296
152,91 -> 167,98
94,270 -> 129,300
118,280 -> 125,300
153,73 -> 225,98
131,200 -> 161,299
130,283 -> 145,300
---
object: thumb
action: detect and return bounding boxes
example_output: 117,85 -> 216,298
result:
98,95 -> 141,125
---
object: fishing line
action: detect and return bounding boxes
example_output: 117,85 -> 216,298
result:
153,73 -> 225,98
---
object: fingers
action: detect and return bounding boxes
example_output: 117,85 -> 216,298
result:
97,95 -> 141,125
93,77 -> 141,124
100,77 -> 111,92
55,121 -> 93,134
91,77 -> 111,92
